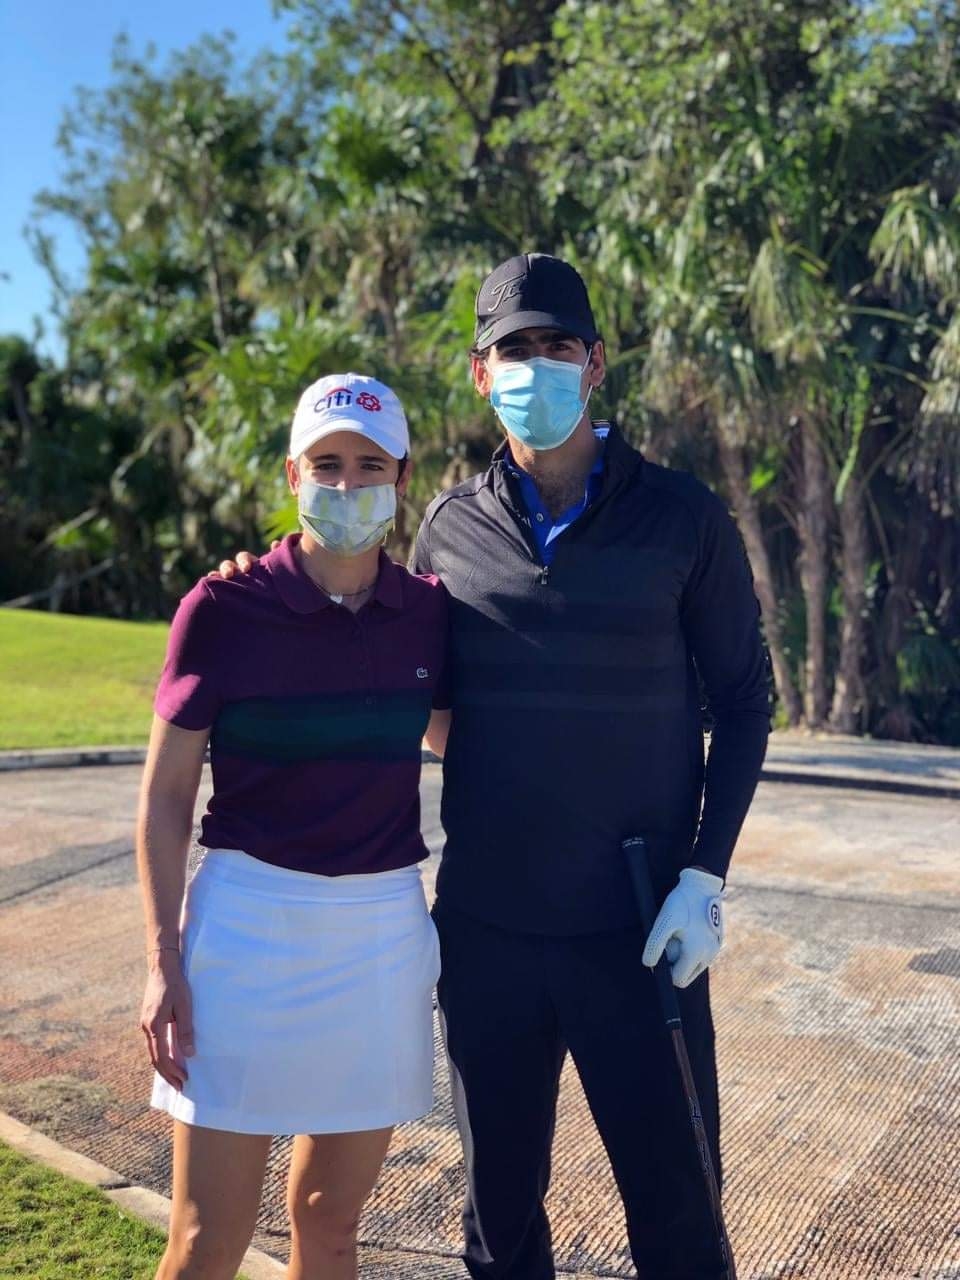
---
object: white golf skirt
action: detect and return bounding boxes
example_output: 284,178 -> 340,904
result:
151,849 -> 440,1135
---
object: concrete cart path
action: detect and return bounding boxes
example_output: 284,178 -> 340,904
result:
760,732 -> 960,797
3,763 -> 960,1278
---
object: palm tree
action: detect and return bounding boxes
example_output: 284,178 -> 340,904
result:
639,183 -> 805,725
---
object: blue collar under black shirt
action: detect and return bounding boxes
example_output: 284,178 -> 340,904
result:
503,423 -> 610,566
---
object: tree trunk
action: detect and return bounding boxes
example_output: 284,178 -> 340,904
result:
797,417 -> 831,727
716,432 -> 802,725
464,0 -> 563,218
829,474 -> 869,732
876,491 -> 926,740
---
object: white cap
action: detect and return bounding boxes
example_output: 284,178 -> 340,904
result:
289,372 -> 410,461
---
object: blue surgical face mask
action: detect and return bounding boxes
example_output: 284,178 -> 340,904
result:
489,349 -> 593,451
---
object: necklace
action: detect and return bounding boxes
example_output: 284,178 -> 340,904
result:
326,580 -> 377,605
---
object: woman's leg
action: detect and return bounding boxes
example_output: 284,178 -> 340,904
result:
286,1127 -> 393,1280
156,1121 -> 272,1280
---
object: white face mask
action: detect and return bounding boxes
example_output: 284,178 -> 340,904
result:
297,479 -> 397,556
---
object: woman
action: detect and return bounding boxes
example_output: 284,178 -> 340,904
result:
138,372 -> 450,1280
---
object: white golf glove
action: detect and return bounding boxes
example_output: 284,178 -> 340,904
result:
642,867 -> 726,989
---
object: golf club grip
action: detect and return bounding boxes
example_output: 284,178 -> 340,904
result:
621,837 -> 681,1027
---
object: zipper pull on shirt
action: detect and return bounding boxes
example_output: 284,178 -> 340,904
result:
539,565 -> 550,587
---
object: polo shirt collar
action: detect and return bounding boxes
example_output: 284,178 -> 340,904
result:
266,534 -> 403,614
372,551 -> 404,609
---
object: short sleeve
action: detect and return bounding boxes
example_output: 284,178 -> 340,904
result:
154,581 -> 222,730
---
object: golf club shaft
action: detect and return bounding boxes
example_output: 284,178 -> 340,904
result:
622,836 -> 737,1280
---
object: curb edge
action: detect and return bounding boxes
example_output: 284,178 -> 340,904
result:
0,1110 -> 285,1279
1,746 -> 956,800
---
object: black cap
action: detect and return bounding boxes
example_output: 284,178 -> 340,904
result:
474,253 -> 598,350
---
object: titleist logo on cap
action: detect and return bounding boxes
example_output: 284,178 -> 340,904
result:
474,253 -> 599,351
487,274 -> 525,311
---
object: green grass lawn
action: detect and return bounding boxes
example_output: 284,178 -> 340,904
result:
0,609 -> 169,750
0,1142 -> 255,1279
0,1140 -> 167,1279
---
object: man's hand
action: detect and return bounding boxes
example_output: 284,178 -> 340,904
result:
140,950 -> 195,1089
642,867 -> 725,988
208,543 -> 278,580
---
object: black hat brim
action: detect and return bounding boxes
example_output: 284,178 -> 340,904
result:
475,309 -> 598,351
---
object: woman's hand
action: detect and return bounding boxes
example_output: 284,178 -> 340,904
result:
140,949 -> 195,1090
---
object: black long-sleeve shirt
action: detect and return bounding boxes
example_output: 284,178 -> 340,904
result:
412,424 -> 771,935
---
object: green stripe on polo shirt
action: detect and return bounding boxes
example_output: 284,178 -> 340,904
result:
211,690 -> 432,764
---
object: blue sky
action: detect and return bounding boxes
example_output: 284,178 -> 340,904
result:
0,0 -> 293,360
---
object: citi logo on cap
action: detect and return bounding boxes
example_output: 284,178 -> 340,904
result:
290,371 -> 409,461
317,386 -> 353,410
314,387 -> 383,413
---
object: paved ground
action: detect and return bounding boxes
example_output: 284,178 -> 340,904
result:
2,761 -> 960,1278
759,733 -> 960,798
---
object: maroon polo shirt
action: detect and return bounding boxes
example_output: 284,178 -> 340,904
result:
154,533 -> 449,875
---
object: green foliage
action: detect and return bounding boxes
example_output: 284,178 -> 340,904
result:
525,0 -> 959,739
898,628 -> 960,697
896,618 -> 960,744
5,0 -> 959,743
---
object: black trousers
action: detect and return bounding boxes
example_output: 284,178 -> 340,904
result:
433,901 -> 731,1280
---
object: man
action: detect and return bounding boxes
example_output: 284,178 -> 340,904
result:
224,254 -> 769,1277
412,254 -> 769,1279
